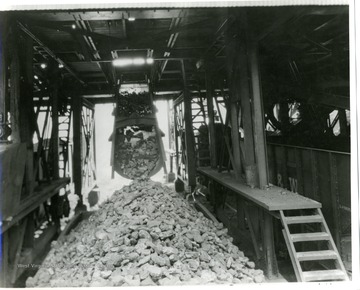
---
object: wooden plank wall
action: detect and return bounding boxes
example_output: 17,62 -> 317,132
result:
267,143 -> 351,250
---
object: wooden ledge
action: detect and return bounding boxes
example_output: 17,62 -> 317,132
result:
198,167 -> 321,211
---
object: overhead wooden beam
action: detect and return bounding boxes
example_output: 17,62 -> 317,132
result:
158,11 -> 184,82
71,20 -> 115,86
17,21 -> 85,85
84,96 -> 115,104
203,17 -> 233,58
15,9 -> 231,27
23,17 -> 201,54
254,8 -> 306,42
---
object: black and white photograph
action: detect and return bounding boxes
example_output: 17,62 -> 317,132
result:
0,0 -> 359,288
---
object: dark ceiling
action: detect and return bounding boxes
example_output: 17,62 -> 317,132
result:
2,5 -> 349,108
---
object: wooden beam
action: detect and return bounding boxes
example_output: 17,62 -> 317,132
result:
248,40 -> 269,188
224,39 -> 242,179
20,27 -> 36,197
84,96 -> 115,104
262,212 -> 278,278
17,9 -> 229,22
158,11 -> 183,82
17,21 -> 85,85
72,95 -> 83,205
73,20 -> 115,86
254,8 -> 306,42
50,62 -> 60,180
1,178 -> 70,233
0,15 -> 8,142
234,25 -> 256,169
205,64 -> 217,169
204,17 -> 233,58
9,26 -> 21,143
181,60 -> 197,189
82,97 -> 95,110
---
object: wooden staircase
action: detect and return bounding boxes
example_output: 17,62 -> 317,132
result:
280,208 -> 349,282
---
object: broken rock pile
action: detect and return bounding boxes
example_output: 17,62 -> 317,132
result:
26,179 -> 264,287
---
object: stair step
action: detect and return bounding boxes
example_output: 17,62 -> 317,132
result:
285,215 -> 323,224
291,232 -> 330,242
297,250 -> 338,261
302,270 -> 347,282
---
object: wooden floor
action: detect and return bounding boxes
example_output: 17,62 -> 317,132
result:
198,167 -> 321,211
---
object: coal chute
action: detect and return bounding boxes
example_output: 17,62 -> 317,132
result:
110,88 -> 165,179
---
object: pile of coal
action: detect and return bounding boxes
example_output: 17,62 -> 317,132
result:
114,127 -> 160,179
26,179 -> 264,287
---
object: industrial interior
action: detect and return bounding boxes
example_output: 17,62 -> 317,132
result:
0,3 -> 353,287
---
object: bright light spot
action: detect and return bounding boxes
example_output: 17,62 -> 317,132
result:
58,63 -> 64,68
133,58 -> 145,65
34,75 -> 38,80
40,63 -> 47,69
72,24 -> 76,29
128,17 -> 135,21
112,58 -> 133,67
39,81 -> 42,84
112,57 -> 154,67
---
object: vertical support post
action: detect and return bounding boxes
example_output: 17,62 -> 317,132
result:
22,31 -> 35,196
0,231 -> 10,287
225,35 -> 242,179
294,148 -> 304,194
50,62 -> 60,180
0,15 -> 7,142
205,63 -> 217,169
180,60 -> 196,189
92,112 -> 97,179
173,103 -> 179,174
149,88 -> 167,175
19,30 -> 35,144
9,23 -> 35,197
49,61 -> 60,229
9,26 -> 21,144
329,153 -> 341,248
262,211 -> 278,278
248,40 -> 269,188
236,196 -> 245,230
311,150 -> 320,201
234,17 -> 256,177
166,99 -> 172,150
229,97 -> 242,179
338,109 -> 348,137
242,9 -> 277,278
72,95 -> 84,210
279,102 -> 290,137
